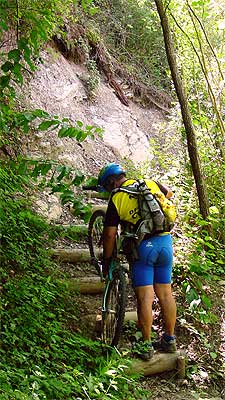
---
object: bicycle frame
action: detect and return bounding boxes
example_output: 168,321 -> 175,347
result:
101,258 -> 119,313
101,230 -> 137,311
84,187 -> 137,346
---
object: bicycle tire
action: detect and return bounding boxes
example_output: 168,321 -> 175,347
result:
102,266 -> 127,347
88,209 -> 106,273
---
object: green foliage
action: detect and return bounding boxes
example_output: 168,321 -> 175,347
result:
0,165 -> 50,270
0,164 -> 147,400
87,0 -> 171,89
49,224 -> 88,242
0,4 -> 147,395
1,0 -> 224,394
0,101 -> 103,145
86,59 -> 101,98
166,0 -> 225,241
0,0 -> 104,222
0,2 -> 103,219
173,171 -> 224,329
0,0 -> 103,147
11,157 -> 93,221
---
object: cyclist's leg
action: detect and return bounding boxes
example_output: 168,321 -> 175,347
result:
134,285 -> 154,341
132,241 -> 158,341
153,234 -> 176,337
154,284 -> 176,336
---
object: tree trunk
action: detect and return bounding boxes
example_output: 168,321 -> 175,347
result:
154,0 -> 209,219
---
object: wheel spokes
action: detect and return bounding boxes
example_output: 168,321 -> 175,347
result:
102,279 -> 121,345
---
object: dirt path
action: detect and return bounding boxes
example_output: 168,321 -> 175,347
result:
56,248 -> 224,400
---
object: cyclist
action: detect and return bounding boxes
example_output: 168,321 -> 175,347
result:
97,162 -> 177,361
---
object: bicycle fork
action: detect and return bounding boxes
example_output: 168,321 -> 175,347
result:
101,259 -> 116,314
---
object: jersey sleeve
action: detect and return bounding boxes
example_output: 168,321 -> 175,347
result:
155,181 -> 169,196
104,198 -> 120,227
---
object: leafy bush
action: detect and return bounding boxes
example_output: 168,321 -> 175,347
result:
0,164 -> 147,400
87,0 -> 171,89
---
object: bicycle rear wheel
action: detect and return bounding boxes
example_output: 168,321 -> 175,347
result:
102,267 -> 127,347
88,209 -> 105,273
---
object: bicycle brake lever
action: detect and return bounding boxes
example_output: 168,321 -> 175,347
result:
97,261 -> 105,282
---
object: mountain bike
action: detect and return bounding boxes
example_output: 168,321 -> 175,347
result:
83,185 -> 131,347
101,229 -> 129,347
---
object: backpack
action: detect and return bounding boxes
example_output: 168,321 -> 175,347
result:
112,179 -> 176,240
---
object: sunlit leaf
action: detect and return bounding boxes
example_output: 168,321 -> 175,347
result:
8,49 -> 21,62
209,206 -> 219,214
38,120 -> 59,131
105,369 -> 117,376
201,294 -> 212,308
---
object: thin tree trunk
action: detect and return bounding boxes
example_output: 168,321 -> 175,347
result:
154,0 -> 209,219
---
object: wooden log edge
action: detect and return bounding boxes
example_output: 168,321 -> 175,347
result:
95,311 -> 138,332
51,248 -> 102,262
68,277 -> 104,294
93,313 -> 187,378
57,276 -> 105,294
177,354 -> 186,378
127,350 -> 186,377
124,311 -> 138,322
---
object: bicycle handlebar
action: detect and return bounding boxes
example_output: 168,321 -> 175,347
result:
82,185 -> 101,192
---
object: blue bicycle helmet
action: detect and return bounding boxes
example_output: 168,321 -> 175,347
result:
98,163 -> 126,189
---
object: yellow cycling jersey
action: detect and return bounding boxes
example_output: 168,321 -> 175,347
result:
111,179 -> 164,226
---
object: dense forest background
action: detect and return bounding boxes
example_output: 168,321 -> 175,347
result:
0,1 -> 224,399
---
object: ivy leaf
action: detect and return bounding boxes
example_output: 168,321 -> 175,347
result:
76,120 -> 83,127
209,206 -> 219,214
204,242 -> 215,250
17,37 -> 28,49
201,295 -> 212,308
76,130 -> 88,142
12,63 -> 23,84
40,163 -> 52,175
38,120 -> 59,131
71,174 -> 85,186
56,165 -> 71,182
23,112 -> 37,122
32,109 -> 49,118
60,190 -> 75,205
0,75 -> 10,88
31,163 -> 52,178
8,49 -> 21,62
1,61 -> 13,73
0,20 -> 8,31
58,127 -> 69,137
24,46 -> 35,71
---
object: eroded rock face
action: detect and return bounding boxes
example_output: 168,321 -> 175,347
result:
34,193 -> 62,222
26,48 -> 167,166
23,47 -> 168,221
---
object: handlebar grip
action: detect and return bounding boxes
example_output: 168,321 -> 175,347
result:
82,185 -> 99,191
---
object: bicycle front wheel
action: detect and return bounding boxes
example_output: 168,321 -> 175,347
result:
102,267 -> 127,347
88,209 -> 105,274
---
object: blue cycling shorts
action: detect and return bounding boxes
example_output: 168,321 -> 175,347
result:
131,234 -> 173,287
